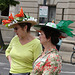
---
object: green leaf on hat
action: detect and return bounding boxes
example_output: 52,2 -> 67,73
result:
56,20 -> 75,37
5,24 -> 8,27
26,15 -> 30,18
15,17 -> 24,22
52,25 -> 55,27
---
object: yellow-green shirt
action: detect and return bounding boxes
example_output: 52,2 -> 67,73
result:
5,35 -> 42,73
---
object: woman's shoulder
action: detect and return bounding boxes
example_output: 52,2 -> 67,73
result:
29,38 -> 41,47
11,35 -> 19,41
32,38 -> 40,44
47,51 -> 61,59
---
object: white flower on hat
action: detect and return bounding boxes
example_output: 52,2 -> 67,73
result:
8,24 -> 11,26
23,18 -> 27,21
13,21 -> 15,24
14,19 -> 18,23
34,19 -> 37,22
28,17 -> 37,22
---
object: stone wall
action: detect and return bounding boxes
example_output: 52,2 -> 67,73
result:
20,0 -> 38,19
0,25 -> 15,43
56,0 -> 75,52
56,0 -> 75,35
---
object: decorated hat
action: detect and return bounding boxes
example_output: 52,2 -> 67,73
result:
2,7 -> 37,28
33,20 -> 75,38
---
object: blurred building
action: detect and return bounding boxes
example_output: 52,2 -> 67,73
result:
0,0 -> 75,51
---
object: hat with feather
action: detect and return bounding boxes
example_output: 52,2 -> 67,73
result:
33,20 -> 75,38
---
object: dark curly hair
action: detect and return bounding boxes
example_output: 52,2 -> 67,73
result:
40,26 -> 61,46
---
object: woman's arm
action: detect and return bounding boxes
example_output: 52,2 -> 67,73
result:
33,41 -> 42,61
7,55 -> 11,68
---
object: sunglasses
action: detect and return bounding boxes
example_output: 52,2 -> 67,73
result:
13,27 -> 18,30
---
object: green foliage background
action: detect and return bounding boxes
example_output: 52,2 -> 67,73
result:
0,0 -> 20,11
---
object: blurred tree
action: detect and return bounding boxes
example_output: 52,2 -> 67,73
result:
0,0 -> 20,51
0,0 -> 20,11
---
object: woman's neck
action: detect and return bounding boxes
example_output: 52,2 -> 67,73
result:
20,33 -> 30,40
19,33 -> 35,45
43,42 -> 55,52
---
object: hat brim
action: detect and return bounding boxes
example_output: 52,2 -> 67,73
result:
33,24 -> 68,38
33,24 -> 59,32
8,20 -> 37,29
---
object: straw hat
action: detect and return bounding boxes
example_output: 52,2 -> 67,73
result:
2,7 -> 37,28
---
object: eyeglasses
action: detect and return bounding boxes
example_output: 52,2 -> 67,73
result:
14,27 -> 18,30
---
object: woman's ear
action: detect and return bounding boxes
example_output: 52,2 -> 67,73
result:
24,25 -> 27,31
48,37 -> 51,41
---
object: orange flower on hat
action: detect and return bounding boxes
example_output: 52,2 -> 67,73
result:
9,14 -> 14,20
15,7 -> 24,17
2,20 -> 12,25
2,13 -> 14,25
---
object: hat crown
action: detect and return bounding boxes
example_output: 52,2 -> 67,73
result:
46,22 -> 57,28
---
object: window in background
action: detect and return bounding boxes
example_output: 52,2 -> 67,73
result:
39,6 -> 56,23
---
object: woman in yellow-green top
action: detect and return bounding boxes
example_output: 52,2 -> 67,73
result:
2,7 -> 42,75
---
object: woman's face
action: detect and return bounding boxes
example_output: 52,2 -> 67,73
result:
39,31 -> 48,45
14,24 -> 26,38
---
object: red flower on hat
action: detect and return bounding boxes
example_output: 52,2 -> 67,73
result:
2,20 -> 12,25
15,7 -> 24,17
9,14 -> 14,20
2,13 -> 14,25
